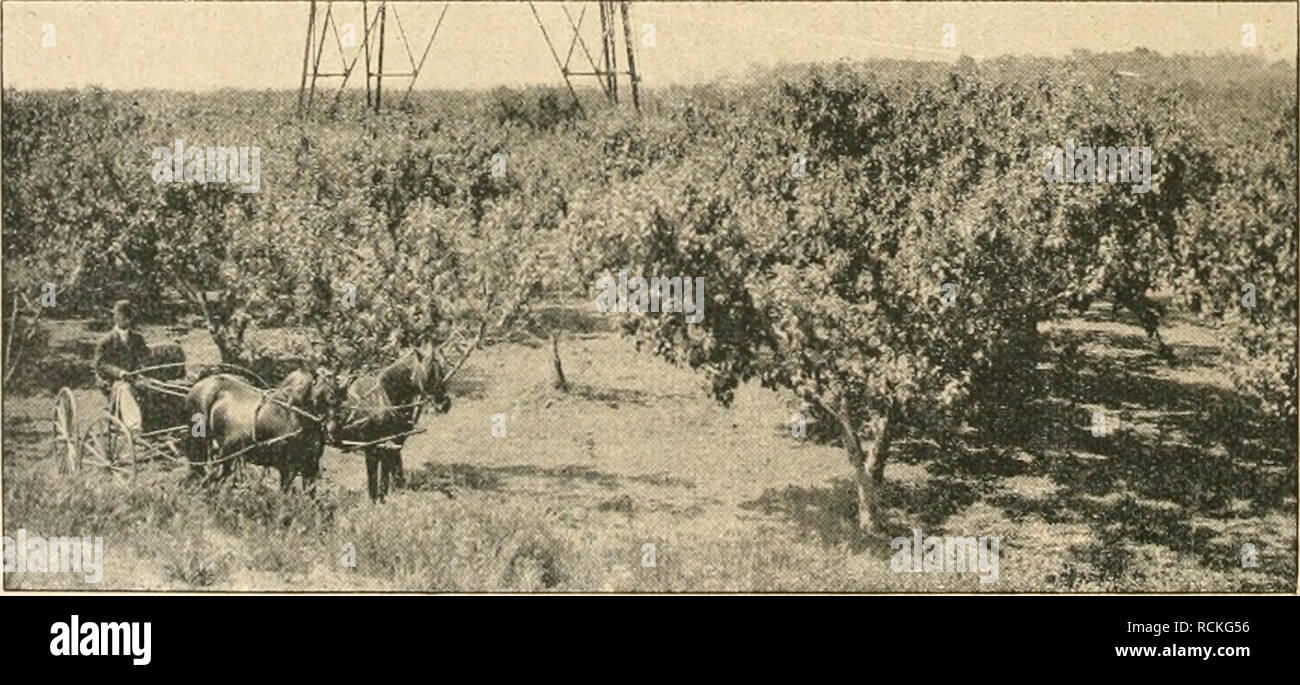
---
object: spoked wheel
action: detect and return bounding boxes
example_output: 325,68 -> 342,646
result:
52,387 -> 79,474
79,415 -> 137,480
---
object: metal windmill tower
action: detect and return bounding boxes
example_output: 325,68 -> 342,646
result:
297,2 -> 642,116
528,1 -> 642,112
297,1 -> 449,116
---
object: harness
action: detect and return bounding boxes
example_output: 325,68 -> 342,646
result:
214,384 -> 327,469
333,370 -> 435,451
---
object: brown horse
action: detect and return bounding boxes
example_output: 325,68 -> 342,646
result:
334,339 -> 451,502
186,368 -> 340,491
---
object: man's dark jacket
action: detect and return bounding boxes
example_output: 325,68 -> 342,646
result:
94,329 -> 150,393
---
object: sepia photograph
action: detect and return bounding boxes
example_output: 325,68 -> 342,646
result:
1,0 -> 1296,598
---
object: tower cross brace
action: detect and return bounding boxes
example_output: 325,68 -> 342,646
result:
529,1 -> 641,113
298,2 -> 642,116
297,0 -> 449,116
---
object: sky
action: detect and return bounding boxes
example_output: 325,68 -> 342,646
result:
4,2 -> 1296,91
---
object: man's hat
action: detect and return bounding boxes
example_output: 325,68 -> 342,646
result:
112,299 -> 134,320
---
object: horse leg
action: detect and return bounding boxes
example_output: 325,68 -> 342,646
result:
375,448 -> 391,502
183,433 -> 206,484
301,439 -> 323,497
278,463 -> 293,493
390,447 -> 400,491
203,445 -> 226,486
301,460 -> 319,497
382,447 -> 404,492
365,449 -> 382,503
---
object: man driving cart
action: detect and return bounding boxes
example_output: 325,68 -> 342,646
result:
94,299 -> 151,434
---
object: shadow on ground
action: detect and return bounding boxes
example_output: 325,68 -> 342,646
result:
741,321 -> 1298,588
407,461 -> 698,495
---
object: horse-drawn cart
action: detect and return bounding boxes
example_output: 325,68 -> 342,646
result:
50,344 -> 268,480
48,323 -> 484,495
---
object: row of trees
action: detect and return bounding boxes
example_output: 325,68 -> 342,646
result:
1,83 -> 697,381
566,66 -> 1295,530
2,89 -> 572,380
3,59 -> 1295,531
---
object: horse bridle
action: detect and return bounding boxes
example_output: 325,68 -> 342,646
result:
410,346 -> 449,423
325,346 -> 448,448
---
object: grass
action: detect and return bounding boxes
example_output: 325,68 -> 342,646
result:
2,304 -> 1295,592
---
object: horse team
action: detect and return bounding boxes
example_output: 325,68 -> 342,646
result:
184,338 -> 454,502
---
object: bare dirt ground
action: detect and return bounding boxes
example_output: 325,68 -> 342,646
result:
3,306 -> 1295,592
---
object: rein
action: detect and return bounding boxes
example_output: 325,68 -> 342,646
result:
255,371 -> 332,426
205,428 -> 305,467
332,362 -> 437,445
338,399 -> 427,429
130,361 -> 272,388
262,391 -> 327,426
221,385 -> 326,470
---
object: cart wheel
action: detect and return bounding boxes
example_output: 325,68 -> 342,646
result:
52,387 -> 78,474
79,415 -> 137,480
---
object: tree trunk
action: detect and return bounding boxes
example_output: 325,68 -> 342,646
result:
212,331 -> 243,365
832,405 -> 892,533
3,294 -> 46,386
207,311 -> 249,365
192,289 -> 249,366
550,332 -> 569,392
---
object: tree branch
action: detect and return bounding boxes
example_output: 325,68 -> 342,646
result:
3,290 -> 48,386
